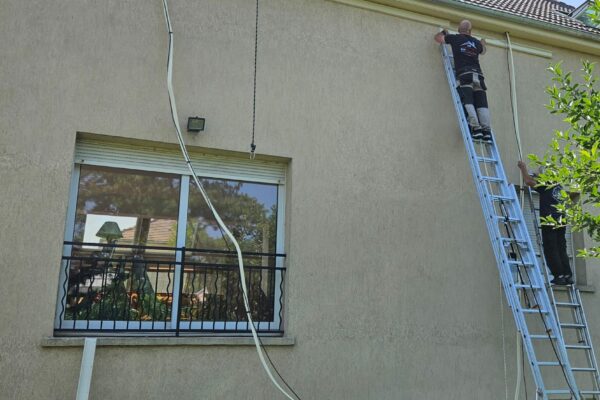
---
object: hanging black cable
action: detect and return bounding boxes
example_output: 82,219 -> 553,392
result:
250,0 -> 259,158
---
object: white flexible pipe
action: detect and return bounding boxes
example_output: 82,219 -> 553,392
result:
506,31 -> 524,400
160,2 -> 296,399
505,32 -> 523,162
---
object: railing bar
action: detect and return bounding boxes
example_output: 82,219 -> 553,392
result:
278,270 -> 285,331
61,257 -> 287,271
169,261 -> 175,332
224,268 -> 231,328
235,269 -> 242,331
64,241 -> 286,257
212,268 -> 219,331
59,259 -> 69,330
256,267 -> 263,331
152,261 -> 160,330
125,261 -> 134,331
189,263 -> 197,325
201,267 -> 208,331
175,251 -> 186,336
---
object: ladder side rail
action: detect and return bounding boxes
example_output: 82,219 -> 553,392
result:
440,45 -> 520,310
506,185 -> 581,396
575,288 -> 600,393
526,185 -> 600,394
440,44 -> 549,395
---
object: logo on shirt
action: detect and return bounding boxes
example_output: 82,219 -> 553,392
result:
552,186 -> 562,202
460,41 -> 479,57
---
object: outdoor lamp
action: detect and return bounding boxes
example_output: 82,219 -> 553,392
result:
187,116 -> 205,132
96,221 -> 123,243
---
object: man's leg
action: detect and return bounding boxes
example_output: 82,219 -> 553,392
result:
458,73 -> 482,138
473,75 -> 491,140
542,226 -> 564,282
556,227 -> 573,280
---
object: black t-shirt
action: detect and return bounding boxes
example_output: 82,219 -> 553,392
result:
445,34 -> 483,75
534,185 -> 563,221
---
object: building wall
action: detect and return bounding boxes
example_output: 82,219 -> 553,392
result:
1,0 -> 600,398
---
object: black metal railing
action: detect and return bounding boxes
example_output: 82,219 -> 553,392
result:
55,242 -> 286,336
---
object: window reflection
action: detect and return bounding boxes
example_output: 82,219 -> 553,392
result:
66,166 -> 181,322
182,178 -> 279,322
186,178 -> 278,252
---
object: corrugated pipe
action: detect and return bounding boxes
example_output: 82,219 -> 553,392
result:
505,31 -> 524,400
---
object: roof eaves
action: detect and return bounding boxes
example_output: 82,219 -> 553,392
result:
433,0 -> 600,42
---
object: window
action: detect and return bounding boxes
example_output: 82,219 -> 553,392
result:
55,138 -> 287,335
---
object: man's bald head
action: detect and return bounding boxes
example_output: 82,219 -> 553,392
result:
458,20 -> 472,34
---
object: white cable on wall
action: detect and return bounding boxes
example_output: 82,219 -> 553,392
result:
160,2 -> 297,399
506,31 -> 524,400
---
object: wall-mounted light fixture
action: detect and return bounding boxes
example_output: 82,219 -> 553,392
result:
187,117 -> 205,132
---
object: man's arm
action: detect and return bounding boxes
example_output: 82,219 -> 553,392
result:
434,29 -> 447,44
517,161 -> 537,187
480,38 -> 487,55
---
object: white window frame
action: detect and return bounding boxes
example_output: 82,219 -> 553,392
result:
55,139 -> 287,334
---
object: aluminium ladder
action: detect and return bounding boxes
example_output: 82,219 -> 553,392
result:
440,43 -> 587,399
524,187 -> 600,399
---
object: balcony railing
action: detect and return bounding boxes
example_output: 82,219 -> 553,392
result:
55,242 -> 286,336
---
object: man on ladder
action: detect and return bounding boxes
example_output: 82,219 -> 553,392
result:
518,160 -> 574,286
434,20 -> 493,142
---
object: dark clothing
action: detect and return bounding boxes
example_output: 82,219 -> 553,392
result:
541,226 -> 572,278
535,184 -> 572,278
444,34 -> 484,75
534,185 -> 563,222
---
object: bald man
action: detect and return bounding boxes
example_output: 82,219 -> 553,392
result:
435,20 -> 492,142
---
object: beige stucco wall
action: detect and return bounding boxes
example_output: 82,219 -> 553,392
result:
1,0 -> 600,399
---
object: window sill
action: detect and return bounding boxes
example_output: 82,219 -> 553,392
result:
41,336 -> 295,348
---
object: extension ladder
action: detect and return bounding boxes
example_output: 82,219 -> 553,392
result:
440,43 -> 592,399
524,187 -> 600,399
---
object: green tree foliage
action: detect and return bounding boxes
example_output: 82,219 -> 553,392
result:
529,1 -> 600,256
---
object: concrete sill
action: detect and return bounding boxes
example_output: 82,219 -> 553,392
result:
41,336 -> 295,348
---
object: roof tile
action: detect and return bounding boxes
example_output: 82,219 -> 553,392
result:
452,0 -> 600,35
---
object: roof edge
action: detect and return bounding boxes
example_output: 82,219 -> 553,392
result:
367,0 -> 600,56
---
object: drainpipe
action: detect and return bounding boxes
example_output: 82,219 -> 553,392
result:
76,338 -> 97,400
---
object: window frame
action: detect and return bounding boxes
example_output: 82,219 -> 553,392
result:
55,152 -> 287,335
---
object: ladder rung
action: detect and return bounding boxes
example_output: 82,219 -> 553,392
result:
480,175 -> 503,183
490,195 -> 514,202
572,367 -> 597,372
494,215 -> 520,223
544,389 -> 573,395
538,361 -> 560,366
514,284 -> 542,290
507,260 -> 534,267
545,389 -> 600,396
500,237 -> 528,246
476,156 -> 497,163
561,323 -> 585,329
522,308 -> 549,314
566,344 -> 592,350
530,334 -> 557,340
555,301 -> 580,308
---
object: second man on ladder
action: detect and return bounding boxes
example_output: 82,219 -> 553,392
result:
434,20 -> 493,142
